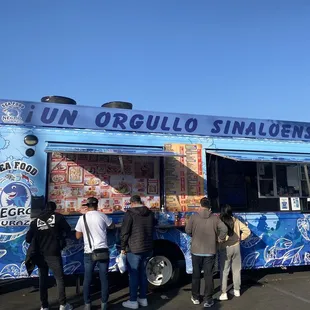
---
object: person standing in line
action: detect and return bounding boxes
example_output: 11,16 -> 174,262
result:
26,201 -> 73,310
185,197 -> 228,308
121,195 -> 156,310
218,204 -> 251,301
75,197 -> 115,310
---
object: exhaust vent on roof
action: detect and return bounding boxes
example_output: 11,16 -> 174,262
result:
41,96 -> 77,105
102,101 -> 133,109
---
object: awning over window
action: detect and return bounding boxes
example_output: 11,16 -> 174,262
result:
45,143 -> 185,157
206,150 -> 310,163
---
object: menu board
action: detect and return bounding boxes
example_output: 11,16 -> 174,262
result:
48,152 -> 160,215
164,144 -> 204,212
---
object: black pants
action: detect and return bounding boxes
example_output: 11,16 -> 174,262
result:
191,254 -> 215,301
38,255 -> 66,308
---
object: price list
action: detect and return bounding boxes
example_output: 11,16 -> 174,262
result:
164,144 -> 204,211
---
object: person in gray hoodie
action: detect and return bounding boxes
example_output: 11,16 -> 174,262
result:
185,197 -> 228,308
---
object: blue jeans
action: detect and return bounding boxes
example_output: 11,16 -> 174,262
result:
127,251 -> 152,302
83,254 -> 109,304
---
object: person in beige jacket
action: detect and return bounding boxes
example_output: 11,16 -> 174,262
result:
218,204 -> 251,301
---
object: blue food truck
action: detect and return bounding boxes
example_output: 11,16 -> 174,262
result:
0,96 -> 310,286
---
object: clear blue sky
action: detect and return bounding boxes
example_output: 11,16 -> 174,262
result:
1,1 -> 310,121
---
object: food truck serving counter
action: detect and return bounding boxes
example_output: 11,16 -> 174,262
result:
0,97 -> 310,286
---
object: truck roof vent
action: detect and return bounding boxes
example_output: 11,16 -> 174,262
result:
102,101 -> 132,109
41,96 -> 77,105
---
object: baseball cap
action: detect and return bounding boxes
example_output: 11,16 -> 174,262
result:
82,197 -> 98,206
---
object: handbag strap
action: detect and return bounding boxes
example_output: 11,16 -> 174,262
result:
83,214 -> 93,251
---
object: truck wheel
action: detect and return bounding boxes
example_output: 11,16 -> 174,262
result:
146,254 -> 180,288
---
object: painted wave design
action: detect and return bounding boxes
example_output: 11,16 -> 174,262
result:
0,228 -> 28,243
22,240 -> 29,255
61,239 -> 84,257
241,233 -> 263,249
243,252 -> 260,268
185,251 -> 193,274
0,261 -> 37,279
19,262 -> 28,277
281,246 -> 303,265
109,245 -> 118,259
109,263 -> 118,272
304,252 -> 310,264
180,232 -> 191,252
180,232 -> 192,273
63,261 -> 81,275
0,264 -> 21,279
0,249 -> 7,258
30,267 -> 39,278
297,215 -> 310,241
274,238 -> 293,250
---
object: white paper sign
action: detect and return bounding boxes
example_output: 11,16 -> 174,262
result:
291,197 -> 301,211
279,197 -> 289,211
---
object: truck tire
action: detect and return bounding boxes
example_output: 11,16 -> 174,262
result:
146,252 -> 181,289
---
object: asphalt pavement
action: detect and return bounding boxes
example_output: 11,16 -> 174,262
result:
1,267 -> 310,310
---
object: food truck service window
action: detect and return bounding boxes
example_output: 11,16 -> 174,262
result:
45,143 -> 184,215
206,149 -> 310,212
258,163 -> 310,198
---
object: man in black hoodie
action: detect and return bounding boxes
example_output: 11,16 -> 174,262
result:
26,201 -> 72,310
121,195 -> 156,310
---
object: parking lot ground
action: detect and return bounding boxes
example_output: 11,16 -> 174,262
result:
1,267 -> 310,310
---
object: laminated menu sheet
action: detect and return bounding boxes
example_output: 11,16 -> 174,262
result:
164,144 -> 204,212
48,152 -> 160,214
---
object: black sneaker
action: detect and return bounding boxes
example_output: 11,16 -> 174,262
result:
203,299 -> 214,308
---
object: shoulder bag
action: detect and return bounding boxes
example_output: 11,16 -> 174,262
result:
83,214 -> 109,262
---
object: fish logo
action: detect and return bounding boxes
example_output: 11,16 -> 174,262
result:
1,102 -> 24,124
0,182 -> 31,208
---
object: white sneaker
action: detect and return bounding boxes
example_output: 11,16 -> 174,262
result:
122,300 -> 139,309
234,290 -> 240,297
40,308 -> 49,310
218,293 -> 228,301
191,296 -> 200,305
59,304 -> 73,310
137,298 -> 148,307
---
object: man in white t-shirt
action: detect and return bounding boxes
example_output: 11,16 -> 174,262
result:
75,197 -> 115,310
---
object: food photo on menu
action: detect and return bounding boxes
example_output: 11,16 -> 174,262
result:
68,166 -> 83,184
111,198 -> 124,212
48,152 -> 161,215
50,161 -> 67,172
